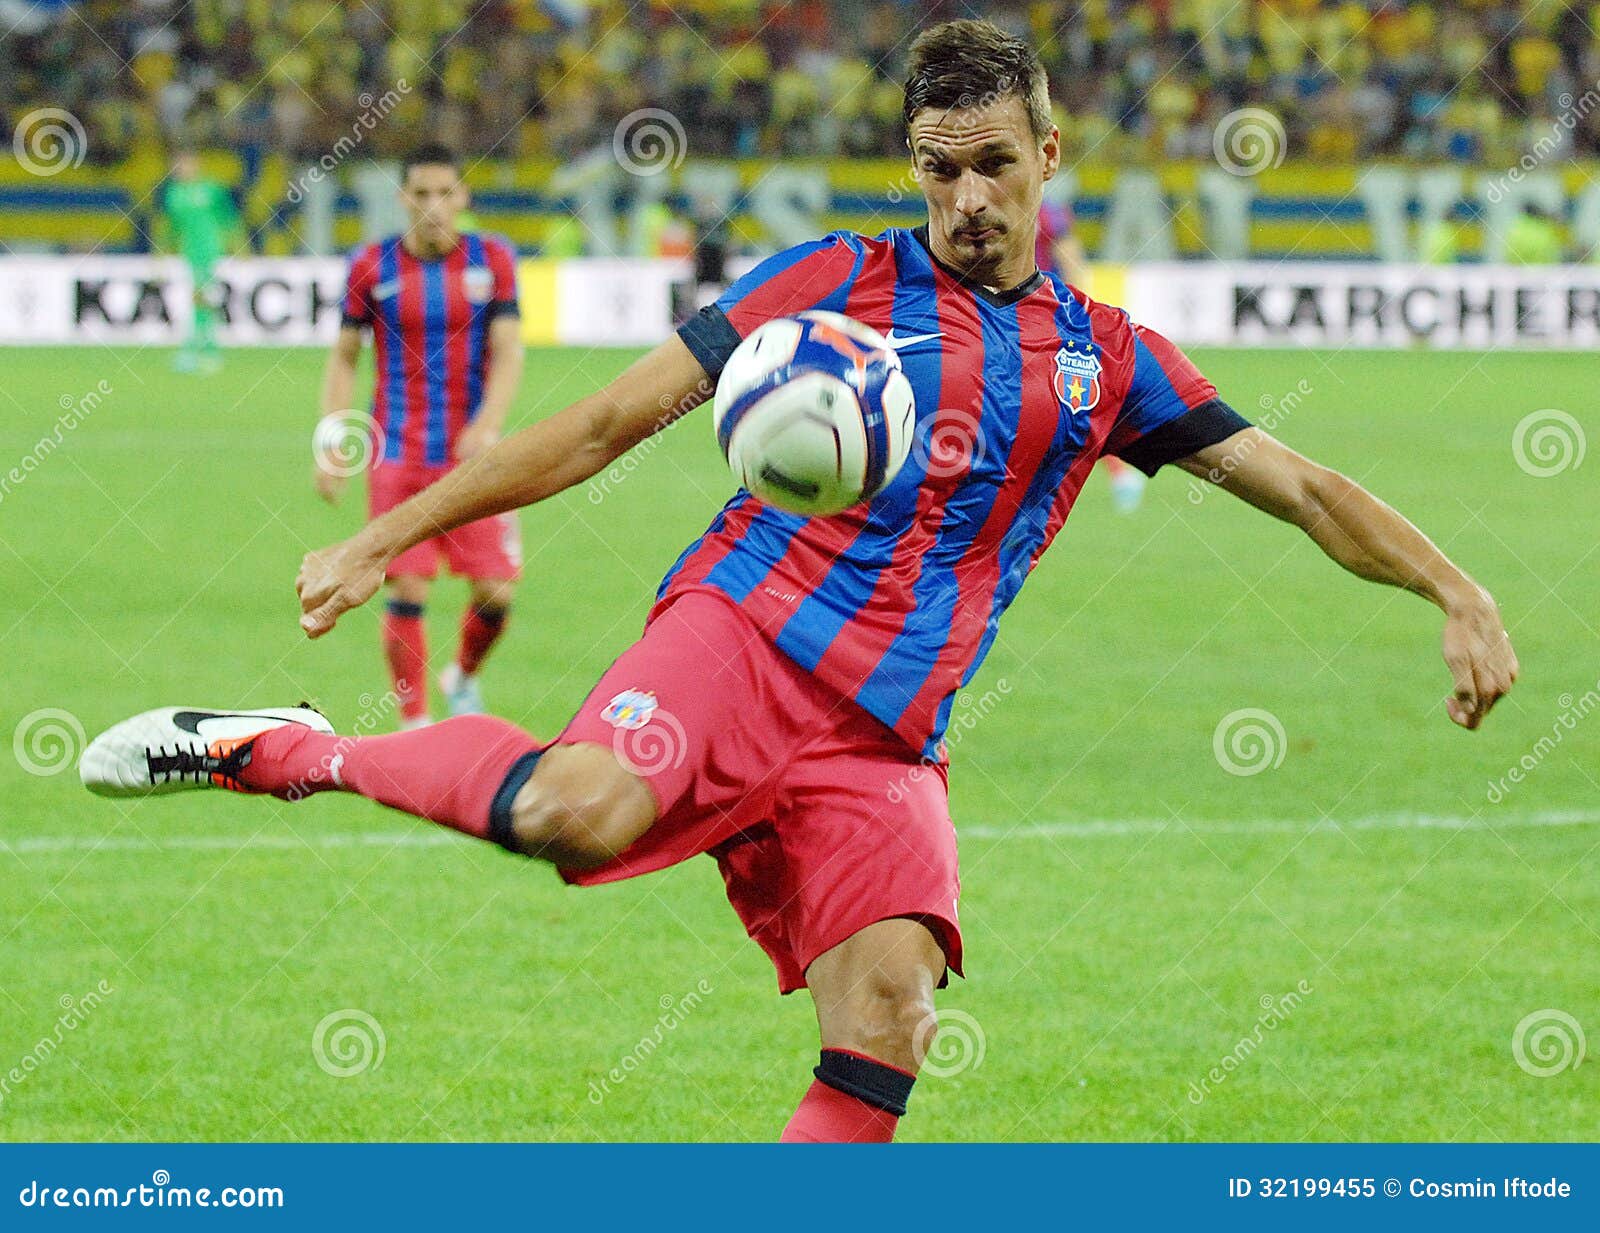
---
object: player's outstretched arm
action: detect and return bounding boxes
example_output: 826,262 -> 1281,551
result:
295,335 -> 712,638
1179,427 -> 1519,730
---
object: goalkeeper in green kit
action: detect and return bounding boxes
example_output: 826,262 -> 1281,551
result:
158,150 -> 240,373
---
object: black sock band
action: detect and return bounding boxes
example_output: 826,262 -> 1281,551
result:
814,1049 -> 914,1117
386,599 -> 424,619
487,749 -> 543,851
471,604 -> 508,628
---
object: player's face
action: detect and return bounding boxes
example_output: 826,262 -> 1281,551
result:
400,164 -> 468,251
909,95 -> 1059,288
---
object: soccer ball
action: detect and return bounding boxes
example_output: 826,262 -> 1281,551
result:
713,310 -> 916,516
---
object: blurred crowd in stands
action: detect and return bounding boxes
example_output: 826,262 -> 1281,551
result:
3,0 -> 1597,169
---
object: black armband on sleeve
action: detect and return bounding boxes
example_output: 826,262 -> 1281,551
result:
1115,398 -> 1253,476
676,304 -> 744,379
340,313 -> 371,329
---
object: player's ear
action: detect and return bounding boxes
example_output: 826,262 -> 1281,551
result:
1041,125 -> 1061,182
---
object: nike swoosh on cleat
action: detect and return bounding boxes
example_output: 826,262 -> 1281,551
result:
883,329 -> 944,351
170,712 -> 285,743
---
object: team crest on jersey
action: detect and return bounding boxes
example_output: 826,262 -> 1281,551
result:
601,689 -> 657,730
1052,342 -> 1102,415
462,266 -> 495,304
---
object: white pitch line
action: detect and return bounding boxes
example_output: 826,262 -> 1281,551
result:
3,808 -> 1598,856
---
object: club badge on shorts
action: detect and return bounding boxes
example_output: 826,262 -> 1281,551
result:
1052,340 -> 1102,416
602,689 -> 658,730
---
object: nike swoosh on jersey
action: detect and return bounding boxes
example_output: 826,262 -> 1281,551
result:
371,279 -> 401,301
883,329 -> 944,350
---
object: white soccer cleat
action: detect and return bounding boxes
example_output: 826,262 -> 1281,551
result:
79,705 -> 334,798
438,663 -> 484,717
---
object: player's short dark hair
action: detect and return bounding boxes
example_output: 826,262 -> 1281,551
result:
401,143 -> 460,180
902,19 -> 1052,143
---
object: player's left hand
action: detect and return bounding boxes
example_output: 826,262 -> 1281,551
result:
454,420 -> 499,462
1441,586 -> 1518,729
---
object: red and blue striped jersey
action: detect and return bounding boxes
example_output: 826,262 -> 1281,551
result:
341,233 -> 520,468
669,226 -> 1249,762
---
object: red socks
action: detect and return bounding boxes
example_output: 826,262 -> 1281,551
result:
458,604 -> 508,676
382,600 -> 429,722
241,715 -> 540,841
780,1049 -> 915,1143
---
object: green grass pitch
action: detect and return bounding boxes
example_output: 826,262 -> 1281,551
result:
1,343 -> 1594,1142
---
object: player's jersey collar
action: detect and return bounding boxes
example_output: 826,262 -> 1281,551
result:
909,224 -> 1045,307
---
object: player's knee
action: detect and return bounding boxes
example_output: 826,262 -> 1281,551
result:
470,580 -> 514,611
506,751 -> 651,868
838,968 -> 938,1068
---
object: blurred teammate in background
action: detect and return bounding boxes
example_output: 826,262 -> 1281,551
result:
159,150 -> 239,374
316,143 -> 525,727
1038,194 -> 1145,512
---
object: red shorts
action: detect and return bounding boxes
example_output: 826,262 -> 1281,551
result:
368,461 -> 522,581
556,589 -> 963,993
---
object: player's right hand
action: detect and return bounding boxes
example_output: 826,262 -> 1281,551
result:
296,538 -> 384,638
312,461 -> 346,505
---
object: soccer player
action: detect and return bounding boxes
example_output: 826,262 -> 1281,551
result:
1036,193 -> 1146,512
83,22 -> 1519,1142
315,144 -> 525,726
159,150 -> 239,374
